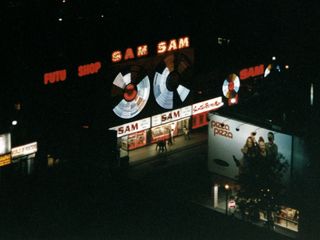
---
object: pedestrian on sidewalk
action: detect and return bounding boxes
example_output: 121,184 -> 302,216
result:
167,129 -> 173,146
156,139 -> 161,152
156,138 -> 167,152
183,126 -> 190,140
159,139 -> 166,152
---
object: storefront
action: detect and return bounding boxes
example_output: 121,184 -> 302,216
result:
11,142 -> 38,176
0,133 -> 12,182
207,113 -> 306,235
110,96 -> 225,162
112,106 -> 193,152
0,134 -> 38,182
274,207 -> 299,232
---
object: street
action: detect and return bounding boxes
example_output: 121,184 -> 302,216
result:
0,144 -> 291,240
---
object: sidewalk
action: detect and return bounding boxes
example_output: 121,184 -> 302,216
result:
122,128 -> 208,165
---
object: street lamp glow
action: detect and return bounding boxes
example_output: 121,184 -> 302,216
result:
12,120 -> 18,126
272,56 -> 276,61
310,83 -> 314,106
224,184 -> 230,215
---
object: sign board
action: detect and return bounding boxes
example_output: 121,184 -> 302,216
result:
192,97 -> 224,115
228,200 -> 236,209
0,133 -> 11,155
152,106 -> 192,127
11,142 -> 38,158
208,114 -> 292,181
109,117 -> 151,138
0,153 -> 11,167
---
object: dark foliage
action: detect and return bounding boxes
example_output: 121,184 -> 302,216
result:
236,151 -> 289,227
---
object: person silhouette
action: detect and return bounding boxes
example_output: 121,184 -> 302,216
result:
266,132 -> 278,161
183,126 -> 190,140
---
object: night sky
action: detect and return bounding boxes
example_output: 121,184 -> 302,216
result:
3,1 -> 316,70
1,0 -> 319,131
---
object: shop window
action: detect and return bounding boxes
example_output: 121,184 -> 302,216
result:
127,131 -> 147,150
192,117 -> 197,127
259,207 -> 299,232
199,114 -> 204,125
192,113 -> 208,129
151,126 -> 170,143
275,207 -> 299,232
47,154 -> 60,168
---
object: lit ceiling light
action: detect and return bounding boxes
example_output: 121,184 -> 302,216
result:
12,120 -> 18,126
285,65 -> 289,69
58,17 -> 63,22
272,56 -> 276,61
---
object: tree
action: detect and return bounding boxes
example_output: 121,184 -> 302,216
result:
236,147 -> 289,229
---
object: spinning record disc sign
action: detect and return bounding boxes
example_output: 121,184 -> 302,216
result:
153,53 -> 192,109
111,65 -> 150,119
222,73 -> 240,99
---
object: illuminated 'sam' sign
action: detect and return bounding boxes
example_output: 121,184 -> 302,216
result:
112,45 -> 149,63
111,36 -> 190,63
157,36 -> 190,54
239,64 -> 264,80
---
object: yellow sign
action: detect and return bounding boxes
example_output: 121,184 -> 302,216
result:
0,153 -> 11,167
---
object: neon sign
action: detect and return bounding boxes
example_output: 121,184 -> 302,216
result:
0,153 -> 11,167
157,37 -> 190,54
239,64 -> 264,80
43,36 -> 190,85
111,36 -> 190,63
78,61 -> 101,77
192,97 -> 224,115
43,69 -> 67,85
111,45 -> 148,63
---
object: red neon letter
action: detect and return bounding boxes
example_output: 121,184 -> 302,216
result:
239,69 -> 248,80
43,69 -> 66,85
124,48 -> 135,60
137,45 -> 148,57
178,37 -> 190,49
59,70 -> 67,81
157,41 -> 167,54
167,39 -> 178,52
254,64 -> 264,76
112,51 -> 122,62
